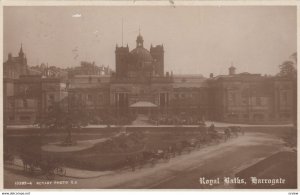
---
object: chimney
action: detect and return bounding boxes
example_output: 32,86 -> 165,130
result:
8,53 -> 12,61
210,73 -> 214,78
229,66 -> 236,75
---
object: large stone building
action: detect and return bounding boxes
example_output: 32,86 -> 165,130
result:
3,34 -> 296,125
4,75 -> 68,125
111,33 -> 172,115
207,67 -> 295,123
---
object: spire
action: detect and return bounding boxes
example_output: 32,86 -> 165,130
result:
19,43 -> 24,57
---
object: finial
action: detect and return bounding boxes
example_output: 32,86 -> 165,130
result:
122,17 -> 124,47
139,25 -> 141,35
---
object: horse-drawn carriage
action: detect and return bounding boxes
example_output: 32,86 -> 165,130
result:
125,149 -> 171,171
20,153 -> 66,180
223,126 -> 244,141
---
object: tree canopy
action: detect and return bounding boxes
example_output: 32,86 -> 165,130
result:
37,96 -> 89,131
278,52 -> 297,78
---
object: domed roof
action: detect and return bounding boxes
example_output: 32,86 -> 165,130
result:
130,47 -> 153,63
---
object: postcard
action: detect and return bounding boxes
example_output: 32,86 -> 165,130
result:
2,1 -> 298,190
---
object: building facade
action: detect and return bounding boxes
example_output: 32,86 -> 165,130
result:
4,75 -> 68,125
3,35 -> 296,125
112,33 -> 172,115
4,45 -> 29,79
207,68 -> 295,123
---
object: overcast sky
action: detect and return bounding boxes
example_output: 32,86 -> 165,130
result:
3,6 -> 296,77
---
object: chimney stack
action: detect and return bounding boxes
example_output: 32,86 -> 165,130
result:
229,66 -> 236,75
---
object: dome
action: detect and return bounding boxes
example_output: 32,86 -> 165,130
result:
130,47 -> 153,63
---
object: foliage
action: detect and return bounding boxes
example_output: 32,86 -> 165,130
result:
36,96 -> 89,145
38,98 -> 89,130
278,52 -> 297,78
290,52 -> 297,64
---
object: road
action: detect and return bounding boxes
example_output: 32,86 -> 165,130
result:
4,132 -> 288,189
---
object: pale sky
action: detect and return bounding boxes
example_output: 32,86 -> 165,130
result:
3,6 -> 297,77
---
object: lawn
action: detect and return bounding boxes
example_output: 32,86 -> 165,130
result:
4,126 -> 294,171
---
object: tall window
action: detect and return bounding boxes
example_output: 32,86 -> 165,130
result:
256,97 -> 261,106
87,94 -> 92,101
49,94 -> 54,101
23,99 -> 28,108
229,93 -> 236,105
282,92 -> 288,105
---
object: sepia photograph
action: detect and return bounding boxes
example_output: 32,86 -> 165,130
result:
2,4 -> 297,189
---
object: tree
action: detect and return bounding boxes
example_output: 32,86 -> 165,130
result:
278,60 -> 297,78
37,96 -> 89,146
290,52 -> 297,64
277,52 -> 297,126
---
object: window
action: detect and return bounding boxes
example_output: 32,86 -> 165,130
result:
242,98 -> 247,105
282,92 -> 288,105
9,116 -> 14,121
48,106 -> 53,111
229,93 -> 236,104
243,114 -> 249,118
49,94 -> 54,101
87,94 -> 92,101
23,99 -> 28,108
174,93 -> 179,99
256,97 -> 261,106
98,94 -> 103,102
20,116 -> 30,121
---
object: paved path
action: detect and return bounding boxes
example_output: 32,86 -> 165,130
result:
41,132 -> 122,152
7,122 -> 293,130
41,138 -> 108,152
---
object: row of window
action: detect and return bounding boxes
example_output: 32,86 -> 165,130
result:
9,116 -> 31,121
229,94 -> 290,106
173,93 -> 200,99
229,93 -> 263,106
